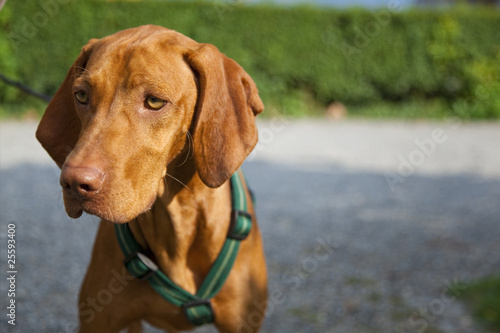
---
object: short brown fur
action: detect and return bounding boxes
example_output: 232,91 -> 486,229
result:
36,25 -> 267,333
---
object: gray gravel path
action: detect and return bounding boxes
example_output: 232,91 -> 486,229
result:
1,119 -> 500,333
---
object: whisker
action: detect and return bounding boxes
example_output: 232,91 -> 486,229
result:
177,132 -> 194,167
107,206 -> 114,222
186,131 -> 194,160
70,65 -> 94,81
166,172 -> 193,193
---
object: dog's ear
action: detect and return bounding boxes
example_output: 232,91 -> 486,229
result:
36,39 -> 98,168
185,44 -> 264,188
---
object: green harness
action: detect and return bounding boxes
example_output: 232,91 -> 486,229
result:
114,171 -> 252,326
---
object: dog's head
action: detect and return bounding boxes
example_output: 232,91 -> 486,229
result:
36,25 -> 263,223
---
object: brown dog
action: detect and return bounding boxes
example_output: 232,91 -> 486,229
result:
36,25 -> 267,332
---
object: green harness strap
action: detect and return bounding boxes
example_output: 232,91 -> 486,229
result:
114,171 -> 252,326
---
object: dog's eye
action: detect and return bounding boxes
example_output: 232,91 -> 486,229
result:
75,91 -> 89,105
145,96 -> 166,110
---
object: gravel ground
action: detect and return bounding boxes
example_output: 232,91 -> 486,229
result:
1,118 -> 500,333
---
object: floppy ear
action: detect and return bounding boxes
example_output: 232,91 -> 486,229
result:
185,44 -> 264,188
36,39 -> 98,168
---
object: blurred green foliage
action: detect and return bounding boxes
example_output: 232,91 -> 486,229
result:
0,0 -> 499,118
461,275 -> 500,331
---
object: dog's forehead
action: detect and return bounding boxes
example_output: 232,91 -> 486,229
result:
96,26 -> 197,60
80,28 -> 197,95
91,32 -> 191,71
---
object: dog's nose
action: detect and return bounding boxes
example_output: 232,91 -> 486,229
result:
60,165 -> 105,198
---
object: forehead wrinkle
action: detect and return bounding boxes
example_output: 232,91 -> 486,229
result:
81,34 -> 195,108
77,63 -> 116,97
124,59 -> 180,101
84,35 -> 141,83
133,76 -> 176,100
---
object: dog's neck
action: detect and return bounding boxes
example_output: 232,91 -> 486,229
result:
127,156 -> 231,294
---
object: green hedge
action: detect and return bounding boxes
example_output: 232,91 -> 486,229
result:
461,275 -> 500,331
1,1 -> 500,118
